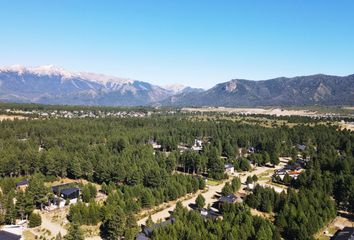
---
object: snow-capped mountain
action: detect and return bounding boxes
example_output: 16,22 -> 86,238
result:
0,65 -> 172,106
164,83 -> 204,94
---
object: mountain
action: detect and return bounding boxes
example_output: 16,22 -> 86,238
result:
161,74 -> 354,107
164,84 -> 204,95
0,65 -> 174,106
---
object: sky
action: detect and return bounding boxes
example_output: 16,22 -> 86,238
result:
0,1 -> 353,89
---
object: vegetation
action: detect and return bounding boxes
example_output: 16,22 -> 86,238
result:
0,106 -> 352,240
28,212 -> 42,228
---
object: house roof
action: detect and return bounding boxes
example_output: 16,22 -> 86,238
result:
333,227 -> 354,240
142,218 -> 175,237
0,231 -> 21,240
224,163 -> 233,169
60,187 -> 80,196
16,179 -> 29,187
219,194 -> 237,204
52,183 -> 72,192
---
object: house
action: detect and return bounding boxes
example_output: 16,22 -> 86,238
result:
297,144 -> 306,151
137,218 -> 175,239
0,231 -> 21,240
224,163 -> 235,174
247,147 -> 255,154
149,140 -> 161,150
219,194 -> 237,204
51,184 -> 80,207
332,227 -> 354,240
246,183 -> 255,191
191,139 -> 203,151
199,208 -> 220,220
16,180 -> 29,192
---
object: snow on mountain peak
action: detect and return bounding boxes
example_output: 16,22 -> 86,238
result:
0,65 -> 134,85
164,83 -> 186,93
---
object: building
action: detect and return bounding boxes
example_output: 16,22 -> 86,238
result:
224,163 -> 235,174
51,184 -> 80,208
0,231 -> 21,240
16,180 -> 29,192
333,227 -> 354,240
199,208 -> 220,220
137,218 -> 175,240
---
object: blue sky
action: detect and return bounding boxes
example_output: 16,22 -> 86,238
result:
0,1 -> 353,88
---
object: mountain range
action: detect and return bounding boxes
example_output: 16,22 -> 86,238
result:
0,65 -> 202,106
0,65 -> 353,107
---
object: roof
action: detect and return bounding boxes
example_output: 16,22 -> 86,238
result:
219,194 -> 237,204
142,218 -> 175,237
60,187 -> 80,196
52,183 -> 72,192
0,231 -> 21,240
333,227 -> 354,240
224,163 -> 234,169
16,179 -> 29,187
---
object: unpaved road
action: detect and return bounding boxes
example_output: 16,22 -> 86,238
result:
138,160 -> 287,225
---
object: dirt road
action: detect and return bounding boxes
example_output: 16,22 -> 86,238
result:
138,161 -> 286,226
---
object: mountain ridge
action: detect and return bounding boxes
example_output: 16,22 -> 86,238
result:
0,65 -> 353,107
160,74 -> 354,107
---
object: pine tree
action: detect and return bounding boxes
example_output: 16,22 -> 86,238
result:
65,223 -> 84,240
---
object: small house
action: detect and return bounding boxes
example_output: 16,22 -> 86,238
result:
224,163 -> 235,174
200,208 -> 219,220
0,231 -> 21,240
137,218 -> 175,239
52,184 -> 80,207
16,180 -> 29,192
332,227 -> 354,240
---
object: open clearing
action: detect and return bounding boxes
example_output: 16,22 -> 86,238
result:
0,114 -> 27,121
182,107 -> 318,116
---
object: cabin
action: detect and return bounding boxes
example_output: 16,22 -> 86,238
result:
191,139 -> 203,151
16,180 -> 29,192
137,218 -> 175,240
224,163 -> 235,174
51,184 -> 80,208
332,227 -> 354,240
297,144 -> 306,151
0,231 -> 21,240
199,208 -> 220,220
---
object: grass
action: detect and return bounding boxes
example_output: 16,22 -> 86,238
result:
206,179 -> 222,186
23,230 -> 36,240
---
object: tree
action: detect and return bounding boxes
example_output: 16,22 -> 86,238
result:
231,177 -> 241,192
124,213 -> 139,240
27,174 -> 48,209
270,152 -> 280,166
195,194 -> 205,209
100,206 -> 126,240
28,212 -> 42,228
65,223 -> 84,240
145,215 -> 154,227
222,183 -> 233,196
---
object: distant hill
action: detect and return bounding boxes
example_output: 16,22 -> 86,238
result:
161,74 -> 354,107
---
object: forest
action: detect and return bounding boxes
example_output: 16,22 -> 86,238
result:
0,109 -> 353,239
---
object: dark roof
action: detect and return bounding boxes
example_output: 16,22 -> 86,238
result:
16,179 -> 29,187
0,231 -> 21,240
219,194 -> 237,204
136,233 -> 150,240
200,208 -> 219,219
52,183 -> 72,193
142,218 -> 175,237
60,187 -> 80,197
333,227 -> 354,240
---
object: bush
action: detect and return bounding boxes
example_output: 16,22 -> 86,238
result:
29,212 -> 42,228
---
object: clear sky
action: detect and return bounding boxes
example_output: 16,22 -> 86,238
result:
0,0 -> 353,88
